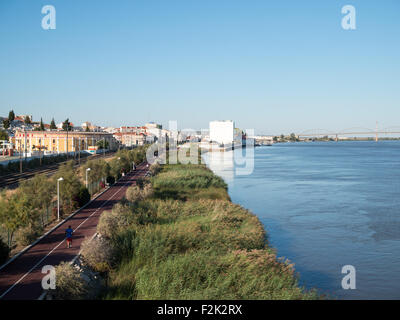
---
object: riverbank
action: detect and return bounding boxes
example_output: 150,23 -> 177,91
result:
89,163 -> 319,299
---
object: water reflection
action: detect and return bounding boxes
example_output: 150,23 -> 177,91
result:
202,150 -> 235,184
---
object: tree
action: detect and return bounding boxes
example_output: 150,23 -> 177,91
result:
289,133 -> 298,142
85,126 -> 90,132
3,119 -> 10,129
96,139 -> 109,149
0,130 -> 9,141
0,190 -> 34,247
77,187 -> 90,207
53,161 -> 83,215
0,236 -> 9,264
50,118 -> 57,130
8,110 -> 15,122
81,159 -> 110,186
109,158 -> 123,180
24,116 -> 31,124
19,174 -> 54,228
62,118 -> 72,131
39,118 -> 45,131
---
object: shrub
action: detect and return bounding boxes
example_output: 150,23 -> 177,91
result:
141,183 -> 154,199
125,185 -> 142,203
52,262 -> 88,300
97,210 -> 118,239
97,203 -> 133,238
106,176 -> 115,185
76,186 -> 90,207
16,224 -> 43,247
149,163 -> 161,176
125,182 -> 153,204
80,237 -> 115,273
0,237 -> 10,265
135,177 -> 145,189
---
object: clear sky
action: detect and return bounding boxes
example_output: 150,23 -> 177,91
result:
0,0 -> 399,134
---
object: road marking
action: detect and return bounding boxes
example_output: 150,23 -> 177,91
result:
0,170 -> 140,299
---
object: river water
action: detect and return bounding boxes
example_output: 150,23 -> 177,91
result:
203,141 -> 400,299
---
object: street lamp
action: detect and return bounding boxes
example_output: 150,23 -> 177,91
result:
102,137 -> 106,158
57,177 -> 64,221
86,168 -> 91,188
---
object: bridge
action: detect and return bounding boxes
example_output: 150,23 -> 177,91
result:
296,126 -> 400,142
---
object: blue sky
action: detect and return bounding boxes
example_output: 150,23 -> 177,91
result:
0,0 -> 399,134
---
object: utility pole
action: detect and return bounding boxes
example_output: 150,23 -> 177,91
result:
19,138 -> 22,173
66,123 -> 69,160
24,127 -> 27,164
39,137 -> 42,166
78,140 -> 81,165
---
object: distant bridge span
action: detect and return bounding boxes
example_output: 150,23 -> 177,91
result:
297,127 -> 400,142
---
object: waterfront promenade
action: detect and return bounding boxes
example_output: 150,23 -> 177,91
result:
0,162 -> 148,300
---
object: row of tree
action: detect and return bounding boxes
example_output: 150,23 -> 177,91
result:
2,109 -> 70,131
0,161 -> 89,250
0,145 -> 150,263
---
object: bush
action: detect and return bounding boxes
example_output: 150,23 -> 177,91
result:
152,165 -> 227,191
97,211 -> 118,239
76,186 -> 91,207
97,203 -> 133,239
135,177 -> 147,189
53,262 -> 88,300
80,237 -> 115,273
141,183 -> 154,199
149,163 -> 161,176
16,224 -> 43,247
106,176 -> 115,185
125,185 -> 142,203
0,237 -> 10,265
125,183 -> 153,204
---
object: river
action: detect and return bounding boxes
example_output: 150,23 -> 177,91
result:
203,141 -> 400,299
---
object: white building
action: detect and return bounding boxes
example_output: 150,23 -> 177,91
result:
209,120 -> 241,146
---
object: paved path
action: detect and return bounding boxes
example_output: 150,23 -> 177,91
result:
0,162 -> 148,300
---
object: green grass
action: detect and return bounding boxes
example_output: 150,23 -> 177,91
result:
102,164 -> 319,300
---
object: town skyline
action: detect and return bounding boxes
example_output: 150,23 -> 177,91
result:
1,1 -> 399,135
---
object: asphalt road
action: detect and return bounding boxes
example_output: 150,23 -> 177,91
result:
0,162 -> 148,300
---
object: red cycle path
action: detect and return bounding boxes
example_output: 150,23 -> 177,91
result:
0,162 -> 148,300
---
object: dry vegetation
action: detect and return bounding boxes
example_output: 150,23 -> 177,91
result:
96,163 -> 319,300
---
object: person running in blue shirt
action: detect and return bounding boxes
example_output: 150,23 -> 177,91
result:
65,226 -> 73,248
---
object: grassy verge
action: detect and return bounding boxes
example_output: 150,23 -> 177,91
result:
98,164 -> 319,300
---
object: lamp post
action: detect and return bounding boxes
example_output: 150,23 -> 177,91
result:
57,177 -> 64,221
86,168 -> 91,188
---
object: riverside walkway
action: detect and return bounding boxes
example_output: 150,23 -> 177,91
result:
0,162 -> 148,300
